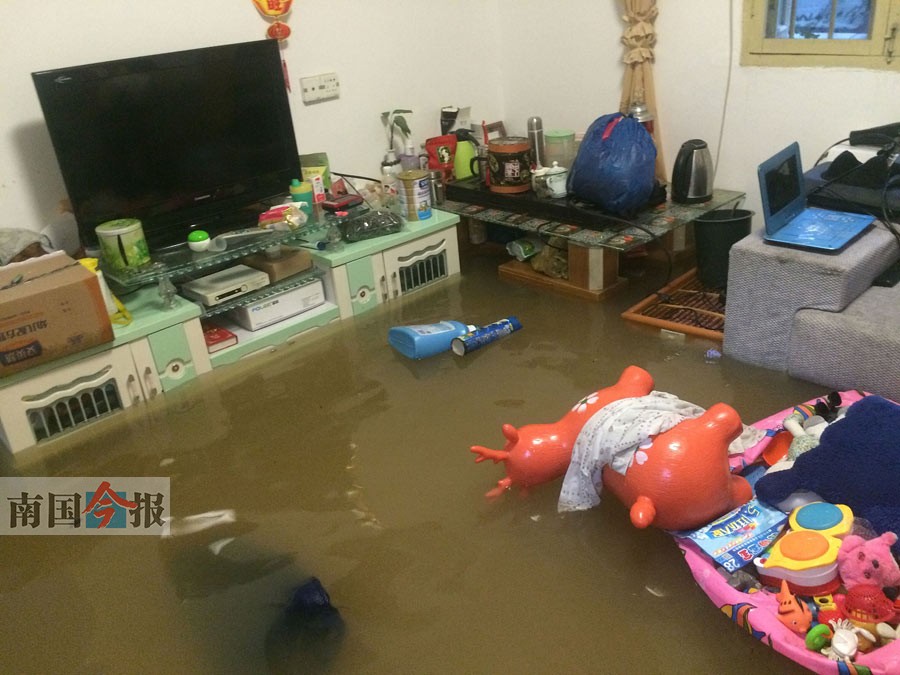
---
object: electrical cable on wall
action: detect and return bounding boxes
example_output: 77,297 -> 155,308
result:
713,0 -> 736,175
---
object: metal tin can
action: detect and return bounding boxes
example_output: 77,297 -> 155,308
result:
487,137 -> 533,194
397,170 -> 432,221
428,170 -> 445,205
451,316 -> 522,356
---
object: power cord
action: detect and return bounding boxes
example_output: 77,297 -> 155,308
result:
881,173 -> 900,248
808,143 -> 900,248
812,137 -> 850,167
562,206 -> 675,287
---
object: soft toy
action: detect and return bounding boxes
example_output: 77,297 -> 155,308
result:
756,395 -> 900,554
783,412 -> 825,460
470,365 -> 655,498
837,532 -> 900,591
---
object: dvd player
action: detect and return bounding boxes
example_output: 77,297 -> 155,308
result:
180,264 -> 270,306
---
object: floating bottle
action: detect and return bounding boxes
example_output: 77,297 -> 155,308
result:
388,320 -> 476,360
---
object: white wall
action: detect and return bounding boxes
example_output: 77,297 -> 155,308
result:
654,1 -> 898,219
1,0 -> 897,250
0,0 -> 506,251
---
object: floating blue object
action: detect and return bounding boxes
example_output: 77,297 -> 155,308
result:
388,320 -> 476,359
266,577 -> 345,671
705,348 -> 722,363
450,316 -> 522,356
286,577 -> 336,616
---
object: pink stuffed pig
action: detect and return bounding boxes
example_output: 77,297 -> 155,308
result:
837,532 -> 900,590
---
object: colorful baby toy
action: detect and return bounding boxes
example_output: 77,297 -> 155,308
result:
753,501 -> 854,596
756,395 -> 900,555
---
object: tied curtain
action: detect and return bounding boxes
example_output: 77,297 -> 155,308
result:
619,0 -> 666,181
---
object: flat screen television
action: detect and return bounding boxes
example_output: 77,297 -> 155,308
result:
32,39 -> 301,253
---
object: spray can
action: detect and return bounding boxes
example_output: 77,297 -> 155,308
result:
451,316 -> 522,356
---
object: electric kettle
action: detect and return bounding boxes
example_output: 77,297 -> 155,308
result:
671,139 -> 714,203
453,129 -> 479,181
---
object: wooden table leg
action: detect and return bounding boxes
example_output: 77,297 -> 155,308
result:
497,242 -> 627,301
567,243 -> 620,291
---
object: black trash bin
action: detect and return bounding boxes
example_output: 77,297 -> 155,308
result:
693,209 -> 753,290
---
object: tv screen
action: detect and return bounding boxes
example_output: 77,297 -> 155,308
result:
32,40 -> 301,253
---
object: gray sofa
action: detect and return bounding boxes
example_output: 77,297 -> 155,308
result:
723,225 -> 900,401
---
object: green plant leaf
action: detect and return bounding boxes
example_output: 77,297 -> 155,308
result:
393,116 -> 411,138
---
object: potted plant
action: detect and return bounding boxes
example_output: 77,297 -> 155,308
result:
382,109 -> 412,155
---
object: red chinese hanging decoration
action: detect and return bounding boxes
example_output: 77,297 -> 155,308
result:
252,0 -> 294,90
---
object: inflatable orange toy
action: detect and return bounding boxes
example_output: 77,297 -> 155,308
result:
601,401 -> 753,530
470,365 -> 655,498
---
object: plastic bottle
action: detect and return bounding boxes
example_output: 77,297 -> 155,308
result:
388,320 -> 476,360
400,139 -> 420,171
381,149 -> 402,177
289,178 -> 314,214
380,166 -> 400,214
326,211 -> 346,252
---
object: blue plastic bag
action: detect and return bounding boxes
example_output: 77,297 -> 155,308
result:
567,112 -> 657,216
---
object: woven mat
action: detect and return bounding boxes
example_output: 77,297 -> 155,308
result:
621,269 -> 725,341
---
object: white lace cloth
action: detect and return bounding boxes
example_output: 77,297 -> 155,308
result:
557,392 -> 764,513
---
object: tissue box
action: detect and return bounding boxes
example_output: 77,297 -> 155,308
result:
0,252 -> 114,377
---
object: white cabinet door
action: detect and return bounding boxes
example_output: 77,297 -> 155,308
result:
0,344 -> 144,454
381,227 -> 460,301
127,338 -> 162,401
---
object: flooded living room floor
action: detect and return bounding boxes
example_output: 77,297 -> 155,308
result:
1,246 -> 819,674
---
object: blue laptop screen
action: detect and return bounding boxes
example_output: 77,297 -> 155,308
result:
758,142 -> 806,235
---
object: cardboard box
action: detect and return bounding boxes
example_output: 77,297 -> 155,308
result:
299,151 -> 331,189
0,252 -> 114,377
241,246 -> 312,283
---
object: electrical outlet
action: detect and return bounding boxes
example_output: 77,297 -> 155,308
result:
299,72 -> 340,104
319,72 -> 339,100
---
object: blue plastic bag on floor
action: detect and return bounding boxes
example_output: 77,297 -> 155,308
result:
567,112 -> 656,216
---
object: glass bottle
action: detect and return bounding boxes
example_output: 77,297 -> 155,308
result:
326,211 -> 346,252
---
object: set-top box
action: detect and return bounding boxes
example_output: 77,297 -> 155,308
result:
228,279 -> 325,331
180,264 -> 270,306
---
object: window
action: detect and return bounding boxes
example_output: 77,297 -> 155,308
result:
743,0 -> 900,68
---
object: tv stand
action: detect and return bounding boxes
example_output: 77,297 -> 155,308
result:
0,209 -> 461,454
103,223 -> 321,309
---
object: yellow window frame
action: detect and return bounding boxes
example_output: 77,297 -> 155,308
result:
742,0 -> 900,69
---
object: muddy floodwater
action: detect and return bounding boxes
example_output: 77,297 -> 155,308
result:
1,248 -> 817,674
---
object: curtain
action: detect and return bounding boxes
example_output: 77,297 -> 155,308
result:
619,0 -> 666,181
